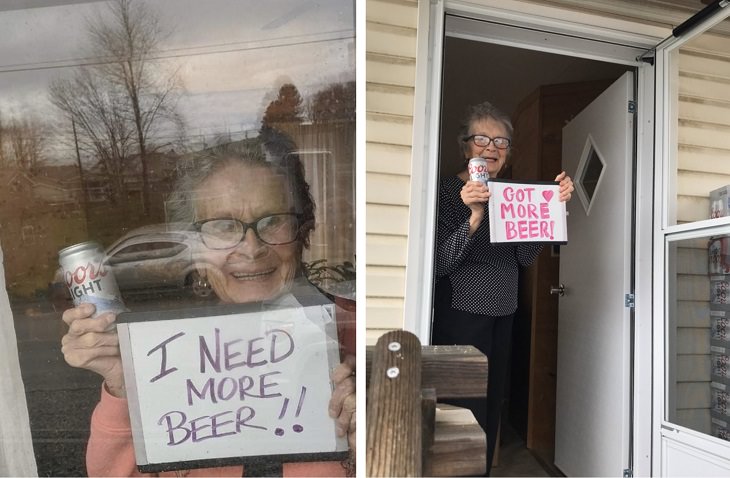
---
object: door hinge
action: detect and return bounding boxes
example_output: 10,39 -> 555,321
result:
625,293 -> 635,308
624,468 -> 633,478
628,100 -> 636,114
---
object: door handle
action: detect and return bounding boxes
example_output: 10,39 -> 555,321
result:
550,284 -> 565,296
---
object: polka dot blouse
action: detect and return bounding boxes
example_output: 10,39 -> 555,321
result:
436,175 -> 543,316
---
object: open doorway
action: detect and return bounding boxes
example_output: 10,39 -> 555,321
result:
436,35 -> 634,475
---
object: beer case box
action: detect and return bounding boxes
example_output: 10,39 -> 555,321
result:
709,237 -> 730,275
711,413 -> 730,442
709,276 -> 730,306
710,185 -> 730,219
711,381 -> 730,419
711,310 -> 730,348
711,345 -> 730,382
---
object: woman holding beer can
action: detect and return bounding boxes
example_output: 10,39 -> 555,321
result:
431,101 -> 573,476
60,129 -> 355,477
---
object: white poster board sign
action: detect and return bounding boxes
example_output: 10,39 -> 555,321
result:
487,179 -> 568,244
116,302 -> 346,472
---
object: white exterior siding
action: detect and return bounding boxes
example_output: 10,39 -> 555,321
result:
366,0 -> 418,344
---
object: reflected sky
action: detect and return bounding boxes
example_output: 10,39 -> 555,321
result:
0,0 -> 355,162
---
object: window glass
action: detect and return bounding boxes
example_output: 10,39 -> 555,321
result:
666,232 -> 730,443
669,16 -> 730,226
0,1 -> 355,475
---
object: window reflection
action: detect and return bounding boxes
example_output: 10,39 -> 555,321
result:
0,1 -> 355,475
667,233 -> 730,443
670,17 -> 730,226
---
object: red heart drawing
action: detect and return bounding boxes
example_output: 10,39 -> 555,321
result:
542,190 -> 554,202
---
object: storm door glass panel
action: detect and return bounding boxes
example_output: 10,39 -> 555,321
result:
668,14 -> 730,227
666,230 -> 730,443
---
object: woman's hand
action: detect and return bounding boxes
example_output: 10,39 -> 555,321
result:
329,354 -> 356,453
555,171 -> 574,202
61,303 -> 126,398
460,180 -> 491,235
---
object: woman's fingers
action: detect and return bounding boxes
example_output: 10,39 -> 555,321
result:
461,181 -> 491,205
61,305 -> 124,392
329,355 -> 356,444
65,311 -> 116,337
331,354 -> 356,383
554,171 -> 575,202
61,302 -> 96,326
61,345 -> 120,369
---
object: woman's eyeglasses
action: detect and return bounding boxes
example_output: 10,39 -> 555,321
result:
463,134 -> 511,150
194,213 -> 302,249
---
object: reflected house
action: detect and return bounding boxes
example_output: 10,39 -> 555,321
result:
271,120 -> 356,276
0,152 -> 182,298
0,166 -> 85,297
82,151 -> 181,247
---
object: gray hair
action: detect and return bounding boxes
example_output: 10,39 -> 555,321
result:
457,101 -> 514,157
166,127 -> 316,248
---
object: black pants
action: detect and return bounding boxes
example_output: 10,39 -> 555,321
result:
432,279 -> 514,477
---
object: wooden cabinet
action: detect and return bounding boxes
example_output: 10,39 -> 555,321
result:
507,80 -> 612,466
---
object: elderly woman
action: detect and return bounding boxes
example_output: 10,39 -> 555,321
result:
431,101 -> 573,476
61,129 -> 355,477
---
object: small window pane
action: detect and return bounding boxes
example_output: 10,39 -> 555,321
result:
666,233 -> 730,443
580,146 -> 604,202
575,137 -> 605,214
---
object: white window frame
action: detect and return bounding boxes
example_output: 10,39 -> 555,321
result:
651,5 -> 730,474
406,1 -> 660,475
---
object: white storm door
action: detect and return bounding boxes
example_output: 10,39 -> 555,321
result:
554,71 -> 635,477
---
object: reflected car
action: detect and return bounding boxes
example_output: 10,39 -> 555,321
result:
50,224 -> 212,305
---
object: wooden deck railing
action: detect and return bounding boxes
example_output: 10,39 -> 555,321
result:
366,330 -> 488,477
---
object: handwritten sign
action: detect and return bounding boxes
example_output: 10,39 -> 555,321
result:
116,302 -> 346,472
487,179 -> 568,244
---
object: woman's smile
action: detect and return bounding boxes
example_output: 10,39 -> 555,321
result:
229,268 -> 276,281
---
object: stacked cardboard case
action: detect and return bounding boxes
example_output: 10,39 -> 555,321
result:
709,186 -> 730,442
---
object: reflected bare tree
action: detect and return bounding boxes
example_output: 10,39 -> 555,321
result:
7,116 -> 46,175
0,109 -> 47,174
50,68 -> 134,202
49,0 -> 183,211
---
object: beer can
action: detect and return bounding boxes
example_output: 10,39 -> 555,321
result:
468,157 -> 489,185
58,241 -> 126,317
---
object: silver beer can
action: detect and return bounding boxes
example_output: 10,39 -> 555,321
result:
468,157 -> 489,185
58,241 -> 126,317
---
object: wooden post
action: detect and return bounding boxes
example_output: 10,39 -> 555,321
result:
366,330 -> 422,477
421,388 -> 437,476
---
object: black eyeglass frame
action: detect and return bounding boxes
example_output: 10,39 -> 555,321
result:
193,213 -> 304,249
462,134 -> 512,150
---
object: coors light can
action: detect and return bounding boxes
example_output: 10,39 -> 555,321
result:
59,241 -> 126,317
468,157 -> 489,185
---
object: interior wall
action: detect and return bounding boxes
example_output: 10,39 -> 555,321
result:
439,36 -> 633,179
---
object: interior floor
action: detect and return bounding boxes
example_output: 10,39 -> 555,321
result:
492,419 -> 560,478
